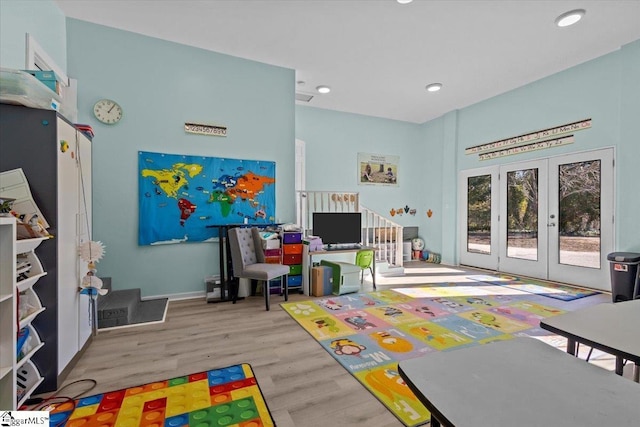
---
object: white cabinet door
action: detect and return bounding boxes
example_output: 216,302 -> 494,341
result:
56,118 -> 81,374
77,130 -> 93,347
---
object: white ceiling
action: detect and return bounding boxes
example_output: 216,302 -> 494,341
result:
55,0 -> 640,124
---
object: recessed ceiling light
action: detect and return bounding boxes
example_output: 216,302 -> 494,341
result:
316,85 -> 331,94
555,9 -> 586,27
397,0 -> 413,4
425,83 -> 443,92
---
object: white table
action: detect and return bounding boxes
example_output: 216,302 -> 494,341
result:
398,337 -> 640,427
540,299 -> 640,380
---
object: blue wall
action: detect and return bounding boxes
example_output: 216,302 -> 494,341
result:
298,40 -> 640,265
617,41 -> 640,251
0,0 -> 67,71
441,40 -> 640,261
64,19 -> 295,297
2,0 -> 638,298
295,106 -> 441,252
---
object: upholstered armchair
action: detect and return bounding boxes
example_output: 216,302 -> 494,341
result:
228,227 -> 289,310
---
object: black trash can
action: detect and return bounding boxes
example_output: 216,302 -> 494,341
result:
607,252 -> 640,302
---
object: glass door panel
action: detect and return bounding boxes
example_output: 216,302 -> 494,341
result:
459,168 -> 498,271
506,168 -> 539,261
548,149 -> 613,290
558,160 -> 601,268
467,175 -> 492,255
499,160 -> 548,279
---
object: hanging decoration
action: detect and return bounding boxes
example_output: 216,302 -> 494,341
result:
478,135 -> 574,160
139,151 -> 276,245
78,241 -> 107,296
184,122 -> 227,137
465,118 -> 591,155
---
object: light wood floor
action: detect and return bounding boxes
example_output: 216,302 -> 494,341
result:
60,286 -> 401,426
56,262 -> 630,426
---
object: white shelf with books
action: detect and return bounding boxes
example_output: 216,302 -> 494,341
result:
16,324 -> 44,370
1,206 -> 47,411
16,249 -> 47,293
18,287 -> 45,330
15,236 -> 48,254
16,360 -> 44,408
13,238 -> 46,407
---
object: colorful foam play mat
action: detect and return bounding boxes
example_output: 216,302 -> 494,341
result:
49,364 -> 274,427
467,274 -> 600,301
282,281 -> 602,426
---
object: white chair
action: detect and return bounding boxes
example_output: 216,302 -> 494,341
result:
228,227 -> 289,311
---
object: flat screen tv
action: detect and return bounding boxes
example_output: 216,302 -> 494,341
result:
312,212 -> 362,246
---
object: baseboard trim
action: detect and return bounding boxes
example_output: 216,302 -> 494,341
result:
141,291 -> 205,301
57,334 -> 94,389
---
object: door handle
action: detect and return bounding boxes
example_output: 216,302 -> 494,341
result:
548,223 -> 556,227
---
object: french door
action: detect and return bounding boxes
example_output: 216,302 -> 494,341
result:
459,148 -> 614,290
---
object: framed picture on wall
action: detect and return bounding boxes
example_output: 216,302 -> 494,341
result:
358,152 -> 399,187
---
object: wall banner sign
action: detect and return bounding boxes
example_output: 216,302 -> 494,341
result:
479,135 -> 574,161
184,122 -> 227,137
466,118 -> 590,155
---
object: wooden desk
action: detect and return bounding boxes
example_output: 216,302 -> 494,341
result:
540,299 -> 640,380
399,337 -> 640,427
302,245 -> 376,295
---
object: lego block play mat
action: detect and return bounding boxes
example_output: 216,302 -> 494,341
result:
281,276 -> 602,427
49,364 -> 274,427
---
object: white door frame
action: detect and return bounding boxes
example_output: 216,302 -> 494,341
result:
295,139 -> 306,227
547,148 -> 614,289
458,148 -> 615,290
498,159 -> 549,279
458,167 -> 499,271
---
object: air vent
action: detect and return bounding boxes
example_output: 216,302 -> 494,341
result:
295,92 -> 314,102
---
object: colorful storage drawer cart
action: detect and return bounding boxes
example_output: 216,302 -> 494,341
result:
264,247 -> 283,295
281,231 -> 303,293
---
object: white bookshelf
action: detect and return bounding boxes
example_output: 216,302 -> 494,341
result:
0,217 -> 17,410
0,218 -> 47,409
15,236 -> 46,407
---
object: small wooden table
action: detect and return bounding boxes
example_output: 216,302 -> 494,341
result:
399,337 -> 640,427
540,299 -> 640,380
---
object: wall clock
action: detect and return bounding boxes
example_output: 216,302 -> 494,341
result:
93,99 -> 123,124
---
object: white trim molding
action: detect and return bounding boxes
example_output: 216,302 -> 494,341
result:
25,33 -> 69,87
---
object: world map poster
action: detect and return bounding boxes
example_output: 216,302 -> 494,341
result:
138,151 -> 276,245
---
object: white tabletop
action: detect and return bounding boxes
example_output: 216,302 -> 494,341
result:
399,337 -> 640,427
540,299 -> 640,364
309,245 -> 376,255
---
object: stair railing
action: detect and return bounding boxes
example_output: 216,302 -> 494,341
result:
360,205 -> 404,268
296,190 -> 403,268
